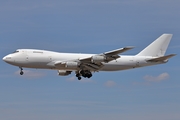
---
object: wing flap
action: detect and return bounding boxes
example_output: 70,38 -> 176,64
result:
147,54 -> 176,62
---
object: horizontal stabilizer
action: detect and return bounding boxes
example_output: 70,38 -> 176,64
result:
147,54 -> 176,62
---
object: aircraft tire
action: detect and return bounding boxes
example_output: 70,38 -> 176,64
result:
78,77 -> 81,80
20,71 -> 24,75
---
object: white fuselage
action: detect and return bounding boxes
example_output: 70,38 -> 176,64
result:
3,49 -> 164,71
2,34 -> 174,80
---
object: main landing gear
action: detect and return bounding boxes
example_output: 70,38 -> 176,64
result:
76,70 -> 92,80
19,67 -> 24,75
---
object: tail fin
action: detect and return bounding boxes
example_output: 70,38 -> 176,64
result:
136,34 -> 173,57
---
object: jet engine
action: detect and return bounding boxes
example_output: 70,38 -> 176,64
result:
91,55 -> 107,63
58,70 -> 71,76
65,62 -> 79,69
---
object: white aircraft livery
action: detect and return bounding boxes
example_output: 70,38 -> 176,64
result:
3,34 -> 176,80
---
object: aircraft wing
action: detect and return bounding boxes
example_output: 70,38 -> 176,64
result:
147,54 -> 176,62
103,46 -> 134,56
78,46 -> 134,71
79,46 -> 134,63
54,47 -> 134,71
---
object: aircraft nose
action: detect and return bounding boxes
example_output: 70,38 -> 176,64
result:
2,55 -> 12,62
3,57 -> 6,61
2,56 -> 6,61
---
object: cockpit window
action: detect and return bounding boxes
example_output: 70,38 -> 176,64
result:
13,51 -> 19,53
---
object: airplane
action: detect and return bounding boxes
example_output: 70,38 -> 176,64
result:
2,34 -> 176,80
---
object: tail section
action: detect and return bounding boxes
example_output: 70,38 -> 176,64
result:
137,34 -> 173,57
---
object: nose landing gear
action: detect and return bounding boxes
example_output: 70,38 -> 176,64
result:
19,67 -> 24,75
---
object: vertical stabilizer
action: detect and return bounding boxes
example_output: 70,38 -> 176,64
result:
136,34 -> 173,57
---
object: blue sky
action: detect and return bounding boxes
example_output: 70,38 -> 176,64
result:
0,0 -> 180,120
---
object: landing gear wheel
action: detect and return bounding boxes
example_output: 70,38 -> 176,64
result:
80,70 -> 92,78
20,71 -> 24,75
76,73 -> 80,77
76,73 -> 82,80
87,74 -> 92,78
78,77 -> 81,80
76,70 -> 92,80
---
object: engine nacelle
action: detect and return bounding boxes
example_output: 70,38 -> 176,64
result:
58,70 -> 71,76
65,62 -> 79,69
91,55 -> 107,63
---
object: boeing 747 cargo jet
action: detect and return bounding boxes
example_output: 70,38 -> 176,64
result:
3,34 -> 176,80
